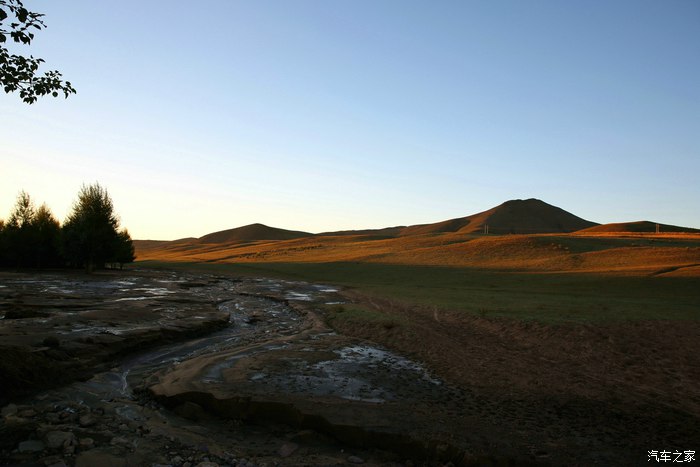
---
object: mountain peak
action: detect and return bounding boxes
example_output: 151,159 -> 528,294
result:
473,199 -> 597,234
398,199 -> 598,236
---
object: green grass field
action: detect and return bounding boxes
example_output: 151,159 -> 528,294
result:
137,260 -> 700,323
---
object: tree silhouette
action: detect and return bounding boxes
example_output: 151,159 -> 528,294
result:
4,190 -> 36,267
0,218 -> 7,266
62,183 -> 120,272
1,185 -> 133,270
1,192 -> 62,268
1,0 -> 76,103
33,203 -> 61,268
111,229 -> 135,269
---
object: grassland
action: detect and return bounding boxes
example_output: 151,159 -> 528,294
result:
135,231 -> 700,461
137,258 -> 700,323
136,228 -> 700,323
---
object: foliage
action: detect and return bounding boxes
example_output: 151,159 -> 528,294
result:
0,184 -> 134,271
0,192 -> 62,267
0,219 -> 4,265
33,203 -> 61,267
0,0 -> 76,103
62,183 -> 120,272
3,190 -> 36,267
111,229 -> 135,269
6,189 -> 34,228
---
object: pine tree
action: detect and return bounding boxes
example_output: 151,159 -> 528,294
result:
111,229 -> 135,269
4,190 -> 36,267
62,183 -> 120,272
33,203 -> 61,268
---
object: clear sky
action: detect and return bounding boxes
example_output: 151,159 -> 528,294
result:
1,0 -> 698,240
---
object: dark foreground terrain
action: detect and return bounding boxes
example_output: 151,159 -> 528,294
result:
0,268 -> 698,466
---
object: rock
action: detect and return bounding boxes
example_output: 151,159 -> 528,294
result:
41,456 -> 65,467
45,431 -> 76,449
171,455 -> 184,464
195,462 -> 219,467
17,439 -> 45,452
75,450 -> 130,467
110,436 -> 130,447
1,403 -> 18,418
46,461 -> 68,467
18,408 -> 37,418
79,414 -> 97,427
59,411 -> 77,422
347,455 -> 364,464
79,437 -> 94,449
278,442 -> 299,457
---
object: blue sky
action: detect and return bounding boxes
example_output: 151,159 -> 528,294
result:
1,1 -> 698,239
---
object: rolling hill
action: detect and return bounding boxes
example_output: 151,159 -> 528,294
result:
197,223 -> 312,244
134,199 -> 700,276
577,221 -> 700,234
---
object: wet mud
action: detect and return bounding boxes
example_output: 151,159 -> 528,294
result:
0,270 -> 496,466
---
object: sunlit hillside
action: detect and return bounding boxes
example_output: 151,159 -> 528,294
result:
136,200 -> 700,277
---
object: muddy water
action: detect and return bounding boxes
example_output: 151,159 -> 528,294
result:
1,270 -> 470,466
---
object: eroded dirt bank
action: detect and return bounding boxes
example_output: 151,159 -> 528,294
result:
0,269 -> 698,466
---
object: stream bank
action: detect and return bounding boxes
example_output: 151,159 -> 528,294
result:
1,269 -> 499,466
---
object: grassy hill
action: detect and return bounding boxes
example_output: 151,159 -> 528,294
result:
134,199 -> 700,277
198,223 -> 312,243
399,198 -> 598,235
577,221 -> 700,234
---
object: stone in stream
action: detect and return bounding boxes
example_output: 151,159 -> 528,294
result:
18,439 -> 45,452
44,430 -> 76,449
110,436 -> 131,447
195,462 -> 219,467
1,403 -> 18,418
18,408 -> 37,418
79,413 -> 97,427
79,437 -> 94,449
